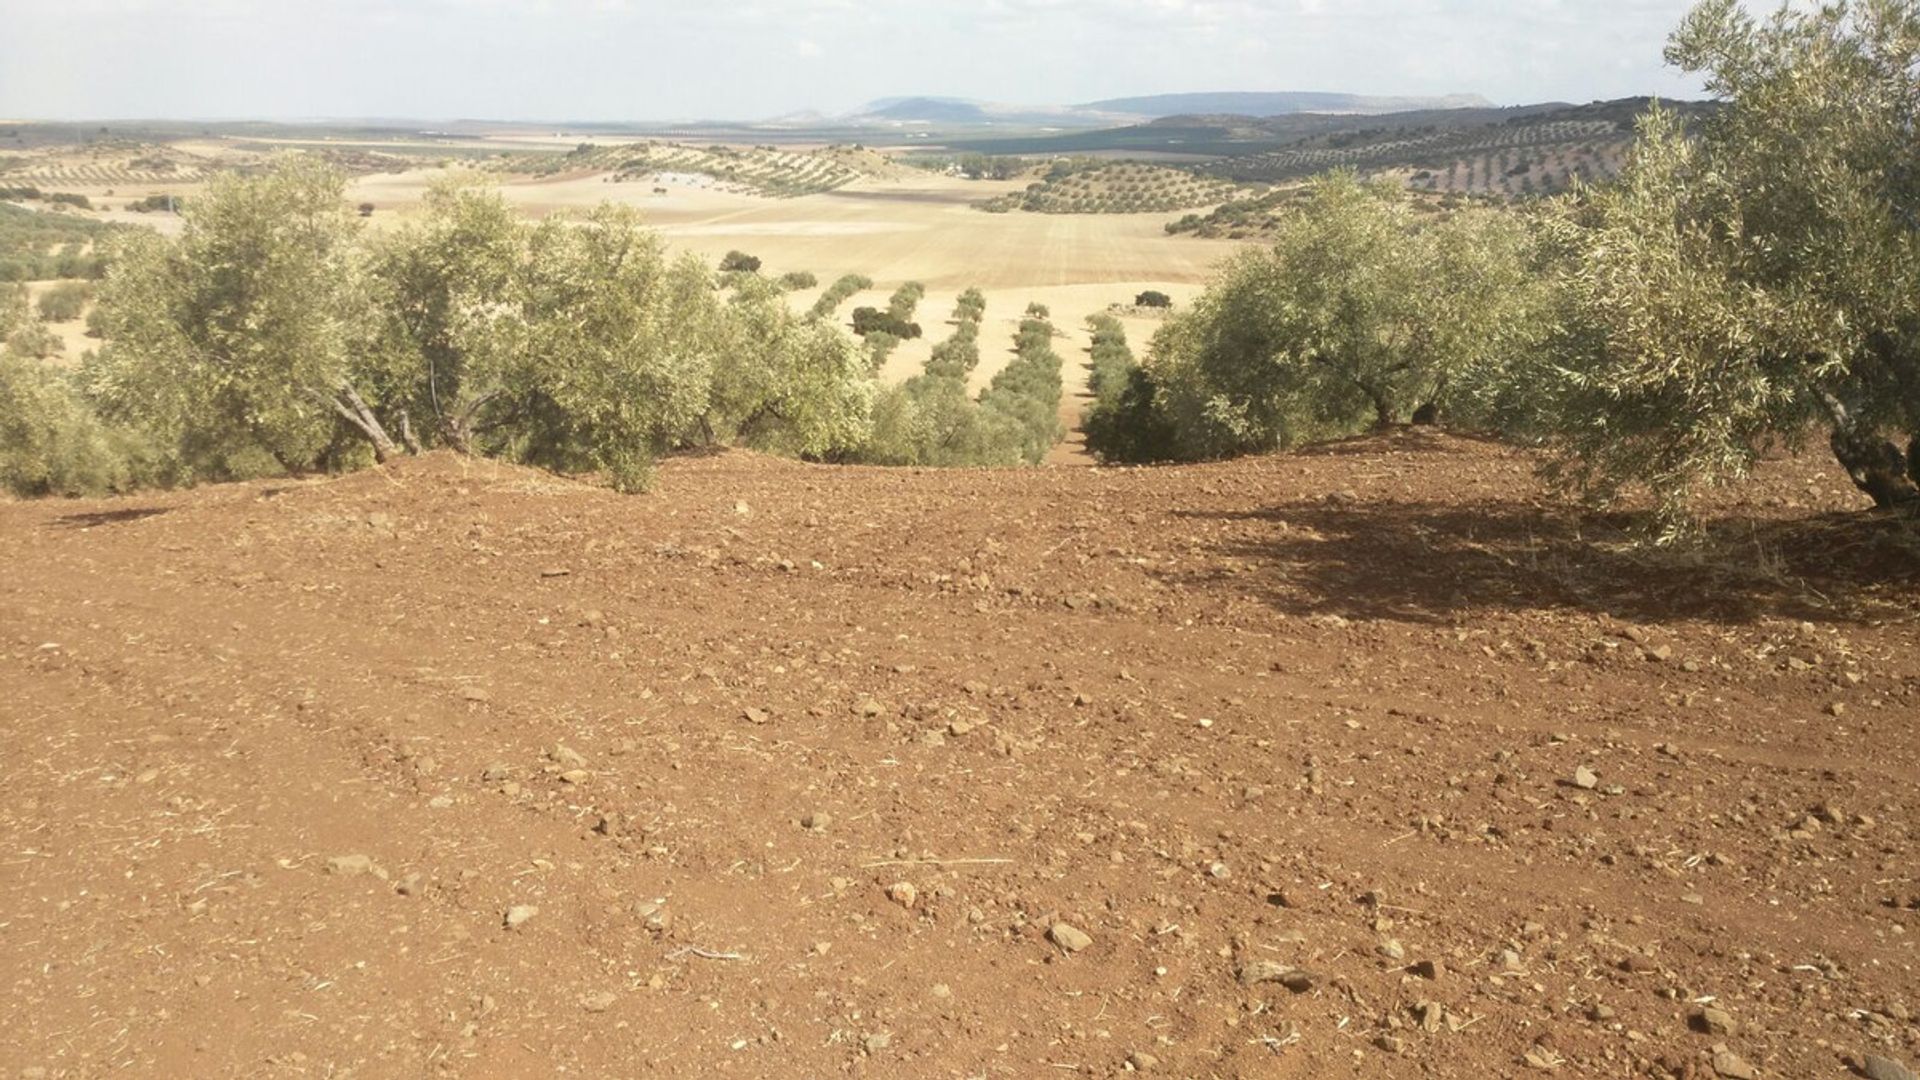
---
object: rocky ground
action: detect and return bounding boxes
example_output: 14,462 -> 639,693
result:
2,432 -> 1917,1079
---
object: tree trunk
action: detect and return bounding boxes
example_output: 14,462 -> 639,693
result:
440,389 -> 500,455
397,410 -> 423,455
317,382 -> 403,464
1818,391 -> 1919,509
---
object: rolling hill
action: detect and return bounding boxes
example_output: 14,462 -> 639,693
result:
1079,90 -> 1495,117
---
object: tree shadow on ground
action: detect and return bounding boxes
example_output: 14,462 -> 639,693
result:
1167,497 -> 1920,626
52,507 -> 170,530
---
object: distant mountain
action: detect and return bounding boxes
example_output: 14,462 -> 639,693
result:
842,96 -> 1114,128
828,92 -> 1493,130
1081,91 -> 1495,118
857,97 -> 996,124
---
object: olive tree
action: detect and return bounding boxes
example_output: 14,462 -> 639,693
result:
86,157 -> 402,471
512,205 -> 726,492
703,273 -> 874,458
370,181 -> 528,452
1545,0 -> 1920,528
1130,175 -> 1538,458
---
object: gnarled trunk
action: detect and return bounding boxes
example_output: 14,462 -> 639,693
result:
1818,390 -> 1919,509
316,381 -> 404,464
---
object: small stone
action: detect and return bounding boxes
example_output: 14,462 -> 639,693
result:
460,686 -> 491,703
558,769 -> 589,784
801,811 -> 831,831
743,707 -> 771,725
887,882 -> 917,909
862,1032 -> 891,1054
395,873 -> 424,896
549,744 -> 587,769
1524,1046 -> 1562,1071
1588,1002 -> 1616,1022
1712,1048 -> 1758,1079
580,990 -> 616,1013
1237,960 -> 1315,992
1127,1050 -> 1160,1071
1378,939 -> 1406,962
947,719 -> 975,737
326,854 -> 373,877
1375,1034 -> 1405,1054
1864,1055 -> 1920,1080
633,901 -> 672,933
1693,1006 -> 1738,1036
1414,1000 -> 1444,1032
855,698 -> 884,717
1572,766 -> 1599,790
1048,922 -> 1093,953
1412,958 -> 1444,981
504,904 -> 539,929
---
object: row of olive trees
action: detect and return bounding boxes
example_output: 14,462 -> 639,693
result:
26,159 -> 873,494
861,295 -> 1066,466
1089,0 -> 1920,536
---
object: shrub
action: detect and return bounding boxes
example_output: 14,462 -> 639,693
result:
0,349 -> 162,497
36,281 -> 91,322
849,306 -> 921,340
719,250 -> 762,273
1094,173 -> 1546,462
1134,290 -> 1172,308
777,270 -> 819,292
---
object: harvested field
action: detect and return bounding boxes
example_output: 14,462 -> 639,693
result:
3,433 -> 1917,1078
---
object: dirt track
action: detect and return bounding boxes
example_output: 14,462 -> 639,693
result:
3,434 -> 1918,1078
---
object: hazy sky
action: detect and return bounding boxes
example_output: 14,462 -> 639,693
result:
0,0 -> 1737,122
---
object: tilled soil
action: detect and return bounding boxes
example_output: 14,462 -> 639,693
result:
3,432 -> 1917,1079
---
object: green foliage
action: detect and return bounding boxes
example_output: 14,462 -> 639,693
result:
36,281 -> 91,322
1083,314 -> 1135,402
809,273 -> 873,319
850,306 -> 921,341
776,270 -> 819,292
0,345 -> 163,497
86,156 -> 375,476
952,287 -> 987,324
7,317 -> 62,360
506,209 -> 729,491
368,180 -> 527,452
856,288 -> 1061,467
0,203 -> 117,282
719,249 -> 762,273
1133,290 -> 1172,309
703,274 -> 875,460
125,194 -> 181,213
979,316 -> 1066,464
1099,173 -> 1546,461
1536,0 -> 1920,530
886,281 -> 925,322
46,161 -> 884,495
923,320 -> 982,381
1083,366 -> 1181,464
